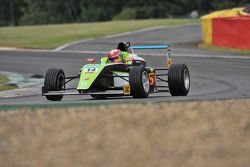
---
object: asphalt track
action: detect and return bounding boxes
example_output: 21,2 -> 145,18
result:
0,24 -> 250,106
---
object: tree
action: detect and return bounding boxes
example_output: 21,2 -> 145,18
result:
0,0 -> 25,26
0,0 -> 249,26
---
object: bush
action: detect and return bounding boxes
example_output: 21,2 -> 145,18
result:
113,8 -> 137,20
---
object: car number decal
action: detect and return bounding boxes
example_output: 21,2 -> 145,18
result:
84,67 -> 99,73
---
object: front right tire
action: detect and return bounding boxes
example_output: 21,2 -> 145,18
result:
168,64 -> 190,96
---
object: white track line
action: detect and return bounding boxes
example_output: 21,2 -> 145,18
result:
2,48 -> 250,60
53,24 -> 199,51
1,23 -> 250,60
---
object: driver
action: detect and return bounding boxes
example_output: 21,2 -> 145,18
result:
107,49 -> 123,63
107,42 -> 145,64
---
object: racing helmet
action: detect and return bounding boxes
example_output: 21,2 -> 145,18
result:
108,49 -> 122,63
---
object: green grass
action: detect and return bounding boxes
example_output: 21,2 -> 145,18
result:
0,84 -> 17,91
0,74 -> 18,91
198,43 -> 250,55
0,74 -> 8,84
0,74 -> 17,91
0,19 -> 198,49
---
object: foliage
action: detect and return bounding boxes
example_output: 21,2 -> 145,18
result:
0,74 -> 8,84
0,0 -> 25,26
0,0 -> 249,26
113,8 -> 137,20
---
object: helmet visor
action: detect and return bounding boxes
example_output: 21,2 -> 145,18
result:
109,56 -> 120,63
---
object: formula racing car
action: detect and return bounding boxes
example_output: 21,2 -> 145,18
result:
42,42 -> 190,101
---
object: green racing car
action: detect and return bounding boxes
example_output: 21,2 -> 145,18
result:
42,42 -> 190,101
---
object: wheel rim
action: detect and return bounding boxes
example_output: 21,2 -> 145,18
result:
142,71 -> 150,93
57,74 -> 64,90
184,68 -> 190,90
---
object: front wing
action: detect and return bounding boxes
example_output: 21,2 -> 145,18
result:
42,86 -> 131,96
42,67 -> 170,97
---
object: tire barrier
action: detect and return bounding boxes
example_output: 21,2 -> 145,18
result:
201,7 -> 250,49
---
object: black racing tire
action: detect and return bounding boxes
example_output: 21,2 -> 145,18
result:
129,66 -> 150,98
90,94 -> 107,99
168,64 -> 190,96
44,68 -> 65,101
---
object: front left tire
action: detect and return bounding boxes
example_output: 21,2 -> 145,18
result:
44,68 -> 65,101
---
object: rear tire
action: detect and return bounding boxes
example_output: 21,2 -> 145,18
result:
44,68 -> 65,101
129,66 -> 150,98
168,64 -> 190,96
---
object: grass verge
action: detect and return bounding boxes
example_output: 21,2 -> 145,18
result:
0,74 -> 8,84
0,19 -> 198,49
198,43 -> 250,55
0,73 -> 17,91
0,100 -> 250,167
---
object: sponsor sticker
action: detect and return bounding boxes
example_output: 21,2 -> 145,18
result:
82,82 -> 87,87
123,85 -> 130,95
149,73 -> 155,86
83,77 -> 90,80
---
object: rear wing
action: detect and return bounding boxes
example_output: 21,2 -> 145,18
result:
130,44 -> 172,68
131,45 -> 171,50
